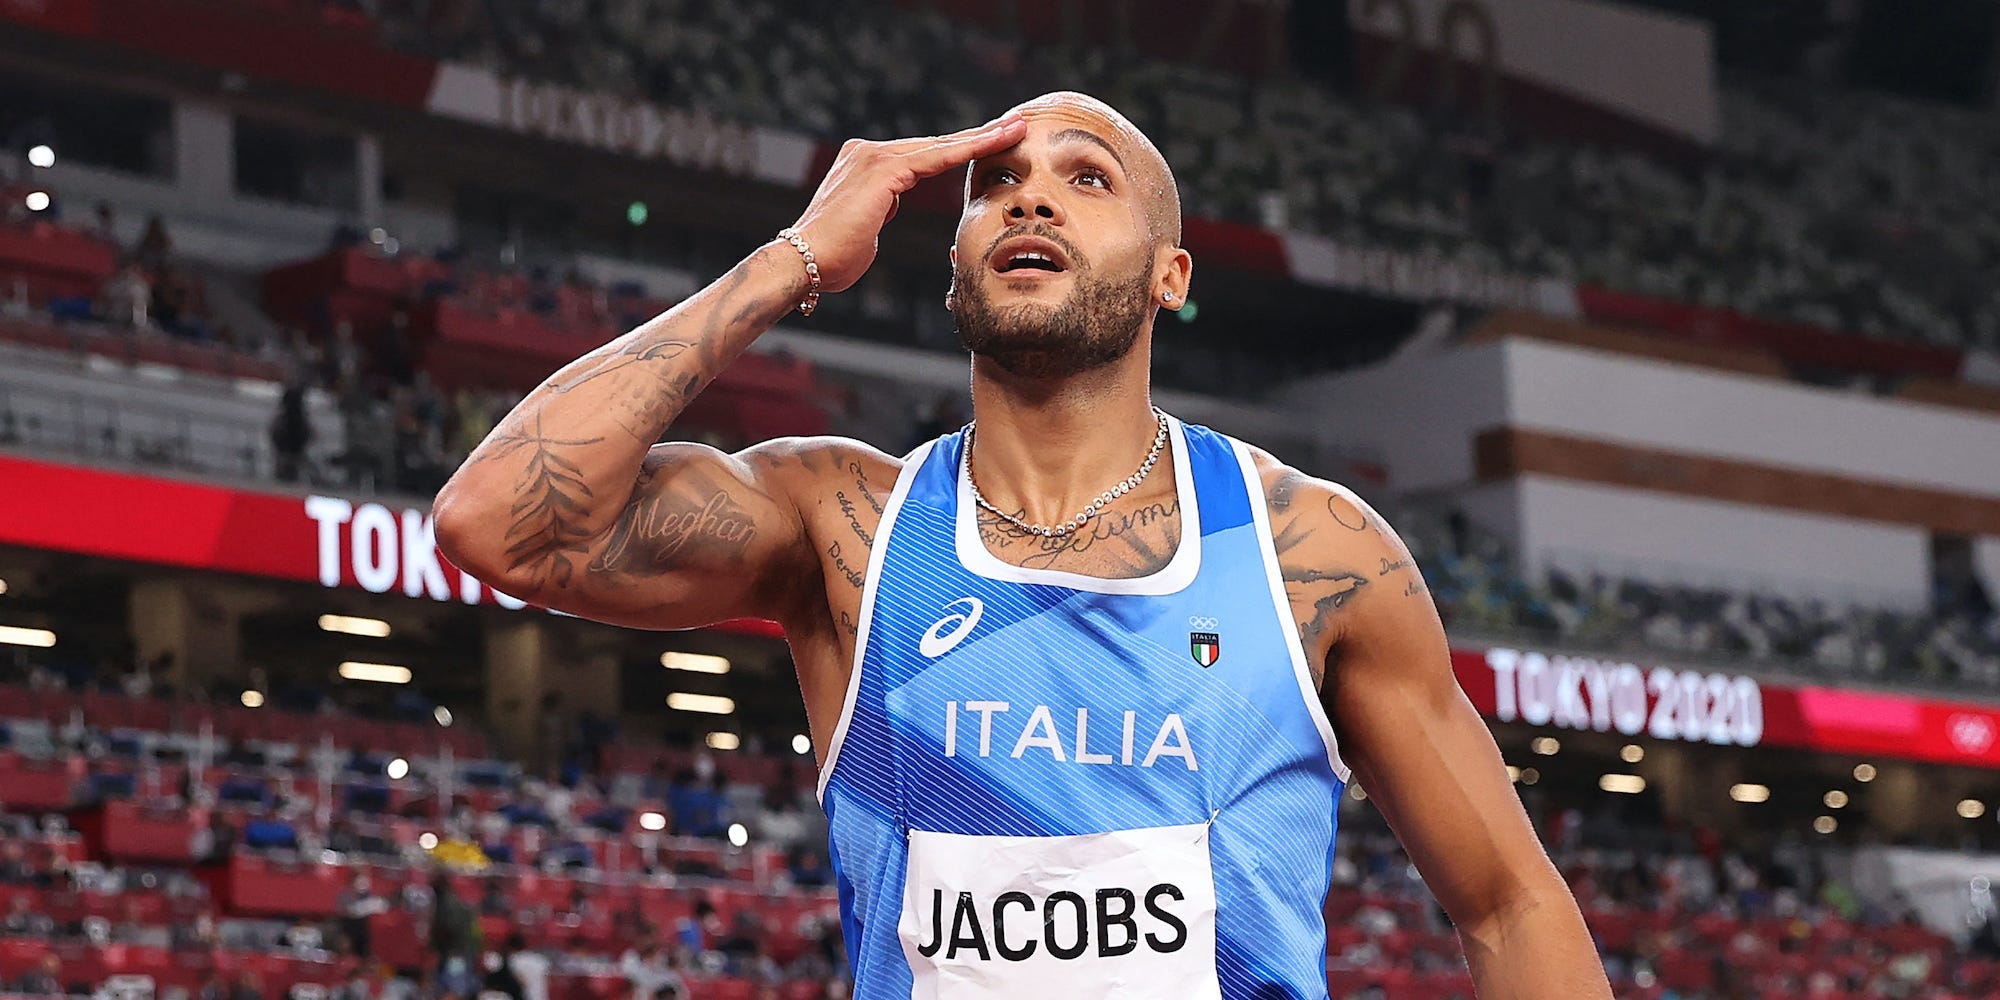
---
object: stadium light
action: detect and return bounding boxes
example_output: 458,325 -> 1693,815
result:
1813,816 -> 1837,835
791,734 -> 811,755
726,823 -> 748,847
1599,774 -> 1646,794
434,706 -> 453,727
0,625 -> 56,648
1959,799 -> 1986,820
240,690 -> 265,708
338,661 -> 411,684
0,577 -> 10,594
1853,763 -> 1877,782
627,201 -> 649,226
27,145 -> 54,168
1620,744 -> 1644,763
660,651 -> 731,674
1506,765 -> 1521,782
638,812 -> 667,832
667,692 -> 734,714
23,192 -> 48,213
319,614 -> 391,638
386,757 -> 410,780
418,832 -> 439,850
1531,736 -> 1560,756
1730,783 -> 1771,803
705,732 -> 740,751
1824,790 -> 1849,809
1518,768 -> 1540,785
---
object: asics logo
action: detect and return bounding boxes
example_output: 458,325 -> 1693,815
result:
920,598 -> 985,658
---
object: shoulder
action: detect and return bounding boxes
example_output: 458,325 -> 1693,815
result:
729,435 -> 905,497
1240,445 -> 1429,659
1238,444 -> 1404,556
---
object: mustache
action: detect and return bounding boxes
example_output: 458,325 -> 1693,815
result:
980,223 -> 1087,271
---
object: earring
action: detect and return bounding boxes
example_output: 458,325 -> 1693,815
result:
1162,292 -> 1175,302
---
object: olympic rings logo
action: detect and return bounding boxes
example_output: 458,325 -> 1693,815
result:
1187,616 -> 1219,629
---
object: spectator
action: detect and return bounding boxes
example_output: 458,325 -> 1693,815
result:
100,260 -> 152,329
271,375 -> 314,484
0,277 -> 30,320
0,840 -> 35,882
172,912 -> 220,953
619,939 -> 686,1000
333,968 -> 373,1000
2,893 -> 54,937
135,213 -> 172,272
428,872 -> 481,972
481,945 -> 525,1000
505,933 -> 551,1000
90,201 -> 116,243
479,878 -> 510,918
13,953 -> 63,995
668,770 -> 727,839
788,846 -> 834,888
327,320 -> 362,388
340,871 -> 387,958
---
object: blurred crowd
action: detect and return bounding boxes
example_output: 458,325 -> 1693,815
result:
1399,508 -> 2000,693
6,642 -> 2000,1000
365,0 -> 2000,354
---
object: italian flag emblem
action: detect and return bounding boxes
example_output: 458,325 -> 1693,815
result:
1189,632 -> 1220,667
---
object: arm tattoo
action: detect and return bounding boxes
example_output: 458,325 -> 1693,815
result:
487,414 -> 606,590
976,500 -> 1180,575
847,461 -> 886,515
588,464 -> 762,577
544,259 -> 793,444
828,540 -> 865,589
1284,567 -> 1370,686
1268,471 -> 1373,686
547,339 -> 691,397
1381,554 -> 1429,597
835,491 -> 874,546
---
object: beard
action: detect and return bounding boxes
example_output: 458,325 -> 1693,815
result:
954,236 -> 1154,380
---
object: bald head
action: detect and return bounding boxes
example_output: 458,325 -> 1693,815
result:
968,91 -> 1183,247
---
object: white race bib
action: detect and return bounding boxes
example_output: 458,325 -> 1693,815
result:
899,822 -> 1222,999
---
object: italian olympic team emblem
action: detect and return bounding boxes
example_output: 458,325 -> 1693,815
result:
1188,616 -> 1220,667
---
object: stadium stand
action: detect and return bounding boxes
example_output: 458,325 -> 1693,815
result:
365,0 -> 2000,356
6,661 -> 2000,1000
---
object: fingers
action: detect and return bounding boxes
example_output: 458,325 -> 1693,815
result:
893,113 -> 1028,179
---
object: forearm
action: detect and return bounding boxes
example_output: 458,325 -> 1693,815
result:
434,242 -> 804,584
1457,886 -> 1611,1000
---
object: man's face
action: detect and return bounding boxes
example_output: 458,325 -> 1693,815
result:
952,107 -> 1161,379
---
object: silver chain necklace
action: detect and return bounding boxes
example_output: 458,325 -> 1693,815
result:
964,408 -> 1170,538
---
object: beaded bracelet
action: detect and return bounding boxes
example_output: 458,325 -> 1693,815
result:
775,227 -> 822,316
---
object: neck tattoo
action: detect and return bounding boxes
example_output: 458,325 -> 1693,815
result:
964,407 -> 1170,538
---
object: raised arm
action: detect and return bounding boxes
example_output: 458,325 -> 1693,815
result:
434,113 -> 1028,629
1258,458 -> 1611,999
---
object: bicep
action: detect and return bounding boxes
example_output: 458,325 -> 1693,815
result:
1326,545 -> 1559,928
554,440 -> 813,629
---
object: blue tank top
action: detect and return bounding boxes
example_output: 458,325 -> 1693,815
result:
818,416 -> 1351,999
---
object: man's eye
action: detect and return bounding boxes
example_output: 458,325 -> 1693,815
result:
986,168 -> 1019,186
1075,169 -> 1109,189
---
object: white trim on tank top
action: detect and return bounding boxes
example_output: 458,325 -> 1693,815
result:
815,439 -> 934,804
1231,439 -> 1353,783
952,416 -> 1201,596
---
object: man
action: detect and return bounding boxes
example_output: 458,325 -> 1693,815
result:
436,92 -> 1609,998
